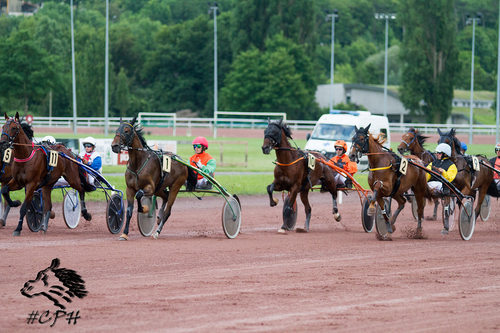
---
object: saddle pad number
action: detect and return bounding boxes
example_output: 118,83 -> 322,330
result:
49,151 -> 59,167
308,154 -> 315,170
163,155 -> 172,173
472,156 -> 480,171
399,158 -> 408,175
3,148 -> 12,163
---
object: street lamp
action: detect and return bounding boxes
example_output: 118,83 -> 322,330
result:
208,2 -> 219,138
374,13 -> 396,118
466,12 -> 482,144
496,5 -> 500,143
70,0 -> 77,134
326,9 -> 339,112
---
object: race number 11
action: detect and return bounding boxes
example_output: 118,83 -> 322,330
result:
49,151 -> 58,167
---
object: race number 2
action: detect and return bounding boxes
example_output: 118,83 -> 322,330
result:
399,157 -> 408,175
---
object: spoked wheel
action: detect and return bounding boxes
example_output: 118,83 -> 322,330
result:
361,197 -> 374,233
26,191 -> 43,232
459,199 -> 475,241
375,198 -> 392,236
106,193 -> 125,234
442,198 -> 457,231
282,193 -> 297,231
63,189 -> 81,229
480,194 -> 491,221
137,196 -> 157,237
222,195 -> 241,239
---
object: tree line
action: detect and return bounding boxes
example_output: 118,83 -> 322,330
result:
0,0 -> 498,123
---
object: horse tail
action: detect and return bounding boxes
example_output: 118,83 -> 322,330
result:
186,166 -> 197,192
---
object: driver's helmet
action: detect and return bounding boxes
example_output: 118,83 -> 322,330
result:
82,136 -> 97,147
436,143 -> 452,157
495,142 -> 500,153
193,136 -> 209,149
460,142 -> 467,152
42,136 -> 56,144
334,140 -> 348,153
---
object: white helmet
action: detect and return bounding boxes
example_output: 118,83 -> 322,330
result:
82,136 -> 96,147
436,143 -> 451,157
42,136 -> 56,144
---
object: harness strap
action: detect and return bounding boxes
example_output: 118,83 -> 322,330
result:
274,157 -> 305,167
369,164 -> 393,171
14,142 -> 40,163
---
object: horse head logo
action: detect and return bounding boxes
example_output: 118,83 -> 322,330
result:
20,258 -> 87,310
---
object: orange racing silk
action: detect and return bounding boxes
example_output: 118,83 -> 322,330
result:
329,154 -> 358,175
190,151 -> 216,180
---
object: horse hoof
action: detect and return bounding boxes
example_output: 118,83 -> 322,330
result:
334,213 -> 341,222
83,212 -> 92,221
119,234 -> 128,241
426,216 -> 437,221
0,219 -> 5,227
152,232 -> 159,240
271,197 -> 279,207
38,230 -> 46,235
391,224 -> 396,232
367,207 -> 376,216
12,231 -> 20,236
277,228 -> 286,234
142,205 -> 149,214
50,211 -> 55,219
296,227 -> 308,233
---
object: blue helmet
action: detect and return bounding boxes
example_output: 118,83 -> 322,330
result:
461,142 -> 467,152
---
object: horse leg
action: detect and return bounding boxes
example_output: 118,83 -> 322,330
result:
295,190 -> 312,233
441,196 -> 451,235
389,194 -> 406,232
367,181 -> 383,216
119,187 -> 135,241
1,183 -> 21,208
12,183 -> 37,236
79,191 -> 92,221
0,200 -> 11,227
474,184 -> 489,221
376,196 -> 393,234
40,186 -> 54,234
153,182 -> 183,239
267,182 -> 279,207
279,188 -> 298,233
157,195 -> 168,225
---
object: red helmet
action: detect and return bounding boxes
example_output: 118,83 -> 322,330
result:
193,136 -> 209,149
334,140 -> 347,152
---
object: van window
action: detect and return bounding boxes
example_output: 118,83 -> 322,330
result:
311,124 -> 356,141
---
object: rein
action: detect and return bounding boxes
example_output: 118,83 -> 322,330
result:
12,142 -> 42,163
369,164 -> 393,171
274,157 -> 305,167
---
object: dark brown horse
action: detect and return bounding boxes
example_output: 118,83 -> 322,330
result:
261,118 -> 340,233
0,112 -> 92,236
437,128 -> 493,221
397,127 -> 440,220
349,124 -> 428,238
111,116 -> 197,240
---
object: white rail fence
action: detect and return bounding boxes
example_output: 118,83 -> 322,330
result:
29,116 -> 499,137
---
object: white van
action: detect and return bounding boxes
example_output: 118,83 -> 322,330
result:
305,110 -> 390,167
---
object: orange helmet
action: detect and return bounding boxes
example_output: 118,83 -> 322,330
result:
334,140 -> 347,152
193,136 -> 209,149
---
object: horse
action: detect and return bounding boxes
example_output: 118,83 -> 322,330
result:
261,118 -> 340,233
397,127 -> 441,220
111,116 -> 197,240
349,124 -> 429,238
0,112 -> 92,236
0,122 -> 34,227
437,128 -> 493,221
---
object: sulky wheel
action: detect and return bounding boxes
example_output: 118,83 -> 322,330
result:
480,194 -> 491,222
222,195 -> 241,239
106,193 -> 125,234
375,198 -> 391,236
410,196 -> 418,221
282,193 -> 297,231
361,197 -> 374,233
442,198 -> 457,231
26,191 -> 43,232
63,189 -> 81,229
459,199 -> 475,241
137,196 -> 157,237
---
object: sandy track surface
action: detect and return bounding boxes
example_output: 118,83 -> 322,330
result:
1,191 -> 500,332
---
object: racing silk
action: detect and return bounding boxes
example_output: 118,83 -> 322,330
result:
329,154 -> 358,175
489,157 -> 500,180
190,151 -> 216,180
426,157 -> 457,183
79,150 -> 102,173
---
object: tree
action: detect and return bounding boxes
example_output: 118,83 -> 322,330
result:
113,67 -> 130,117
399,0 -> 459,123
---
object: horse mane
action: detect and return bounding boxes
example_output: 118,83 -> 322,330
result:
134,124 -> 149,149
409,127 -> 428,147
53,267 -> 88,299
21,123 -> 34,140
370,132 -> 387,146
441,128 -> 461,155
270,119 -> 292,139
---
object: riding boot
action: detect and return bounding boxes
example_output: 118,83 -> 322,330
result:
344,179 -> 353,189
441,205 -> 450,235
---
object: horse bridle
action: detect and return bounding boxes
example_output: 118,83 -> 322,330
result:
264,123 -> 282,148
400,130 -> 417,152
116,122 -> 135,150
1,118 -> 20,147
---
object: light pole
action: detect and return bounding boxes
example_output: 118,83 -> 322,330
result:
466,12 -> 482,144
497,4 -> 500,143
326,9 -> 339,112
208,2 -> 219,139
374,13 -> 396,118
70,0 -> 77,134
104,0 -> 109,136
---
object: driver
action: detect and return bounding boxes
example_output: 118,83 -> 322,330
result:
329,140 -> 357,188
426,143 -> 457,235
189,136 -> 216,189
489,142 -> 500,192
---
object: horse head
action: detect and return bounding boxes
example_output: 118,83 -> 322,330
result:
261,118 -> 291,154
437,128 -> 461,156
0,112 -> 22,148
398,127 -> 418,155
111,116 -> 138,154
349,124 -> 371,162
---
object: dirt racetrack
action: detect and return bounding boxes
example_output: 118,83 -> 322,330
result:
1,191 -> 500,332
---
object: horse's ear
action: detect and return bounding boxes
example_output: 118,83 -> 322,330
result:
15,112 -> 19,122
4,112 -> 8,120
278,117 -> 283,126
130,116 -> 137,126
354,125 -> 358,132
450,128 -> 455,136
365,123 -> 371,133
267,117 -> 270,124
119,117 -> 123,125
49,258 -> 60,270
437,128 -> 443,136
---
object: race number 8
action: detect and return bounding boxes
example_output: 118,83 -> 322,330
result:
399,158 -> 408,175
2,148 -> 12,163
163,155 -> 172,173
49,151 -> 58,167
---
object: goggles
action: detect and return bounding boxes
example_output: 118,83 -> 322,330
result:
84,144 -> 94,148
193,144 -> 203,149
496,148 -> 500,152
335,148 -> 344,151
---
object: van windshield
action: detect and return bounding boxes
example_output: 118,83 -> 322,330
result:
310,124 -> 356,141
